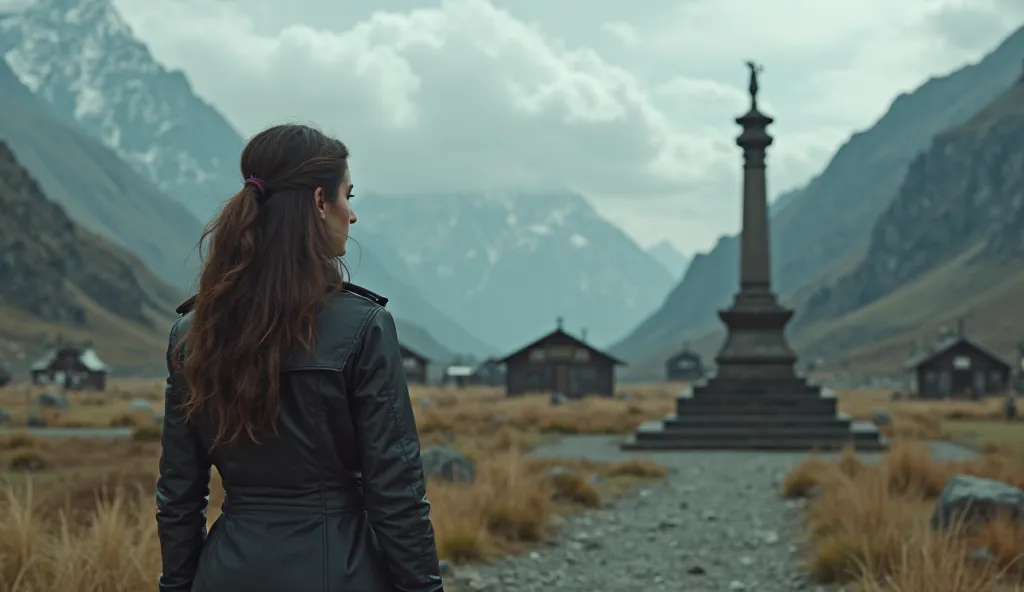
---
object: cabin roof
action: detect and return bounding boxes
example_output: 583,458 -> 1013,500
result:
30,345 -> 110,373
497,328 -> 626,366
903,336 -> 1011,370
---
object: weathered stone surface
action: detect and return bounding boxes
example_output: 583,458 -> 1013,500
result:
35,391 -> 68,409
421,447 -> 475,483
931,475 -> 1024,530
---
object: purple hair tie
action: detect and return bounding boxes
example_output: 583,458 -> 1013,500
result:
243,176 -> 266,198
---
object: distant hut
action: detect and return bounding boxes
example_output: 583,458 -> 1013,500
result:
498,317 -> 625,398
903,325 -> 1010,399
442,364 -> 475,388
399,344 -> 430,385
472,357 -> 506,387
665,342 -> 705,382
30,342 -> 110,390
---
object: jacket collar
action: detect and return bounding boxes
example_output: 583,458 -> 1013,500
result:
174,282 -> 388,317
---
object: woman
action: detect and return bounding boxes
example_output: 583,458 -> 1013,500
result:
156,124 -> 444,592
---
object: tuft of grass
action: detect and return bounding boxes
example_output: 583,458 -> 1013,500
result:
788,440 -> 1024,591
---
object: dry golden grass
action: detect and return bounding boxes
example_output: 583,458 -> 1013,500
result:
835,389 -> 1020,442
0,379 -> 674,591
783,440 -> 1024,592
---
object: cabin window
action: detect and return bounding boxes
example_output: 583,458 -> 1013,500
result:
676,358 -> 695,369
529,349 -> 547,362
402,357 -> 419,371
572,348 -> 590,362
990,371 -> 1003,385
952,356 -> 971,370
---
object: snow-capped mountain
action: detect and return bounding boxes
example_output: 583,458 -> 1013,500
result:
0,0 -> 242,221
0,0 -> 674,356
353,192 -> 675,350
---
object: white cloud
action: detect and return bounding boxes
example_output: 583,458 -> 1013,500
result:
111,0 -> 1023,253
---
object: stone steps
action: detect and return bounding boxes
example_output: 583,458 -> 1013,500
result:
620,435 -> 888,452
662,412 -> 856,429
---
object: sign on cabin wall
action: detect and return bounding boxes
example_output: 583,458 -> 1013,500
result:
527,346 -> 591,363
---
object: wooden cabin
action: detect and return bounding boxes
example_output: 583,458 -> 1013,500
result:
665,343 -> 705,382
399,344 -> 430,385
903,336 -> 1011,399
498,318 -> 624,398
30,343 -> 110,390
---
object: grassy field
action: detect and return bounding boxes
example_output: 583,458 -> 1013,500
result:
0,381 -> 679,592
2,381 -> 1023,591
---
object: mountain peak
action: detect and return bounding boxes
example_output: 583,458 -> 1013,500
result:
0,0 -> 243,220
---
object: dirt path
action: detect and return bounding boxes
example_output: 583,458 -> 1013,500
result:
446,436 -> 978,592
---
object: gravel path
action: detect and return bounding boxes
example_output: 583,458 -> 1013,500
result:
447,436 -> 979,592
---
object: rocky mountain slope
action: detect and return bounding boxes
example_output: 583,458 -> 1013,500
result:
794,74 -> 1024,362
0,59 -> 204,289
612,25 -> 1024,364
646,241 -> 690,279
0,140 -> 183,375
0,0 -> 243,222
354,192 -> 674,351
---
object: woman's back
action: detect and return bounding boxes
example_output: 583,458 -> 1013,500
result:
155,124 -> 443,592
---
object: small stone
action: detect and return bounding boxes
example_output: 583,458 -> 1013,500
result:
729,580 -> 747,591
686,565 -> 706,575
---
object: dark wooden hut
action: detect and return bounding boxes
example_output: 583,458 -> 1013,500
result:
498,318 -> 624,398
399,344 -> 430,385
665,343 -> 705,382
30,342 -> 110,390
903,335 -> 1011,399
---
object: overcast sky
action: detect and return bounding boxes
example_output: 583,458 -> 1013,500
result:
110,0 -> 1023,254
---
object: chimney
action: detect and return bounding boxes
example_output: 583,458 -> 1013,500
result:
580,328 -> 588,342
556,316 -> 564,331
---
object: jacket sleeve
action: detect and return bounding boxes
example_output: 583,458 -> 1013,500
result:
156,318 -> 212,592
349,307 -> 444,592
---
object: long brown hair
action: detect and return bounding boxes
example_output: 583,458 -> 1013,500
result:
176,124 -> 349,445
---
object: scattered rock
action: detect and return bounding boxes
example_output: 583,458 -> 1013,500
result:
26,414 -> 47,427
420,447 -> 474,483
420,397 -> 432,409
129,398 -> 152,411
549,392 -> 568,406
35,391 -> 68,409
871,410 -> 891,426
931,474 -> 1024,530
0,408 -> 12,426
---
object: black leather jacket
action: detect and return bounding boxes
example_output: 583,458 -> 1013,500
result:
156,284 -> 444,592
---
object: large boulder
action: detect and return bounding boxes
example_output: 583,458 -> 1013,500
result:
420,447 -> 475,483
931,475 -> 1024,530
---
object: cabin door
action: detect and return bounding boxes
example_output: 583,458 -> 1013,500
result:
555,364 -> 569,396
973,370 -> 987,397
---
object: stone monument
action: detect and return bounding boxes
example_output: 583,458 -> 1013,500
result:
623,63 -> 886,451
